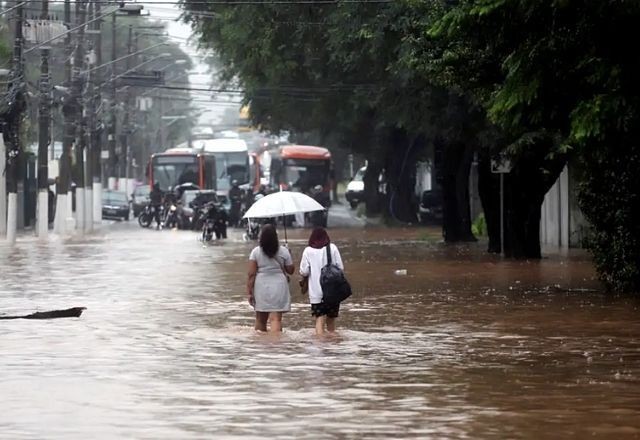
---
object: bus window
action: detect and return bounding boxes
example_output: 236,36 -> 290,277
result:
270,158 -> 283,188
283,158 -> 329,192
215,152 -> 249,191
152,155 -> 198,191
204,156 -> 217,190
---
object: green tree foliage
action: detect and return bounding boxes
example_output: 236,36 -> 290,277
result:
182,0 -> 483,231
430,0 -> 640,291
184,0 -> 640,290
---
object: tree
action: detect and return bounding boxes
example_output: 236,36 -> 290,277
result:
430,0 -> 640,288
183,0 -> 484,235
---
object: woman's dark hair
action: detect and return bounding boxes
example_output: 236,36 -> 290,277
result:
308,227 -> 330,249
260,224 -> 280,258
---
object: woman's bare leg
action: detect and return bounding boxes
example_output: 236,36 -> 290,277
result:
315,316 -> 326,335
270,312 -> 283,333
255,312 -> 268,331
326,317 -> 336,333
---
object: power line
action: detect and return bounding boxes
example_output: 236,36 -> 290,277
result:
84,41 -> 169,74
0,1 -> 27,16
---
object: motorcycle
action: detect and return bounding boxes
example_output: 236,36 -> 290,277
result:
201,212 -> 215,242
163,202 -> 179,229
201,202 -> 228,241
138,204 -> 163,228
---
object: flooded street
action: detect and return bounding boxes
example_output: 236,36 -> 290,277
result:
1,221 -> 639,439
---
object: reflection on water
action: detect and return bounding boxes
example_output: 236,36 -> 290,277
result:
1,225 -> 639,439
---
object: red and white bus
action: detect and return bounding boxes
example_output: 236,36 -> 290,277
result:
148,148 -> 217,192
268,145 -> 332,194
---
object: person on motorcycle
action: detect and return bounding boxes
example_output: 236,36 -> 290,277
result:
204,201 -> 228,240
228,179 -> 243,227
149,182 -> 164,229
162,186 -> 181,229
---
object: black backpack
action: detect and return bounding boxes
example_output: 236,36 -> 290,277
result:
320,243 -> 352,305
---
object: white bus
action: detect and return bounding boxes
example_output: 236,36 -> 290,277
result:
193,138 -> 251,194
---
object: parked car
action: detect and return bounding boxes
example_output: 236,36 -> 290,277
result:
102,190 -> 130,221
131,184 -> 150,217
345,166 -> 366,209
417,189 -> 443,224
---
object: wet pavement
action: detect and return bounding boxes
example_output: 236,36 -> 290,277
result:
1,219 -> 640,439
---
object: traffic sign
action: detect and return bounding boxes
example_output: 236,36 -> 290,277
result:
491,156 -> 512,174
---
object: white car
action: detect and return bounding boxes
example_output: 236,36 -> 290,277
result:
345,166 -> 366,209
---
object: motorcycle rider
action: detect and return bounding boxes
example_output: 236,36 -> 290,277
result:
149,182 -> 164,229
162,186 -> 180,229
203,200 -> 228,240
228,179 -> 243,227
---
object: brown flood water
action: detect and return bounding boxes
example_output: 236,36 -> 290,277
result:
1,224 -> 639,439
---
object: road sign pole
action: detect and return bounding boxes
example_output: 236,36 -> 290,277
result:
491,155 -> 511,256
500,172 -> 504,256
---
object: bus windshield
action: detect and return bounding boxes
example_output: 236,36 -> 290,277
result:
152,155 -> 199,191
215,151 -> 249,190
283,158 -> 329,192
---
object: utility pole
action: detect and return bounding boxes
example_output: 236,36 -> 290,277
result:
121,24 -> 133,196
84,0 -> 95,232
4,0 -> 26,244
72,0 -> 88,234
37,0 -> 52,239
158,91 -> 164,151
55,0 -> 73,235
107,10 -> 117,190
92,0 -> 103,224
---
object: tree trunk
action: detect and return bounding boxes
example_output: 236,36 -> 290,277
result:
478,151 -> 501,253
503,156 -> 565,259
385,130 -> 422,223
480,144 -> 567,259
441,140 -> 476,242
363,158 -> 382,216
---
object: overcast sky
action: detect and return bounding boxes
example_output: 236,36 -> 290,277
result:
144,1 -> 241,126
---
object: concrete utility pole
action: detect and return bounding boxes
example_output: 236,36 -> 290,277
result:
84,0 -> 95,232
72,0 -> 88,235
55,0 -> 73,234
5,0 -> 26,244
107,10 -> 117,190
121,24 -> 133,195
37,0 -> 52,239
91,0 -> 103,224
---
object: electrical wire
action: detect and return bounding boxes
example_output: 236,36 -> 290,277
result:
0,1 -> 27,16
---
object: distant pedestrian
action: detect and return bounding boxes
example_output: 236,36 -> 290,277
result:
247,224 -> 294,333
149,182 -> 163,229
299,227 -> 344,335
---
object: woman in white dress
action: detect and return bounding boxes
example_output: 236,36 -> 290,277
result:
299,228 -> 344,335
247,224 -> 294,332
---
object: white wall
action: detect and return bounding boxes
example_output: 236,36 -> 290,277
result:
540,165 -> 576,248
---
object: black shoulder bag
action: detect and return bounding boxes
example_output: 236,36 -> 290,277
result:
320,243 -> 352,306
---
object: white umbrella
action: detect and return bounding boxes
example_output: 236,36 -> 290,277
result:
243,191 -> 325,241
